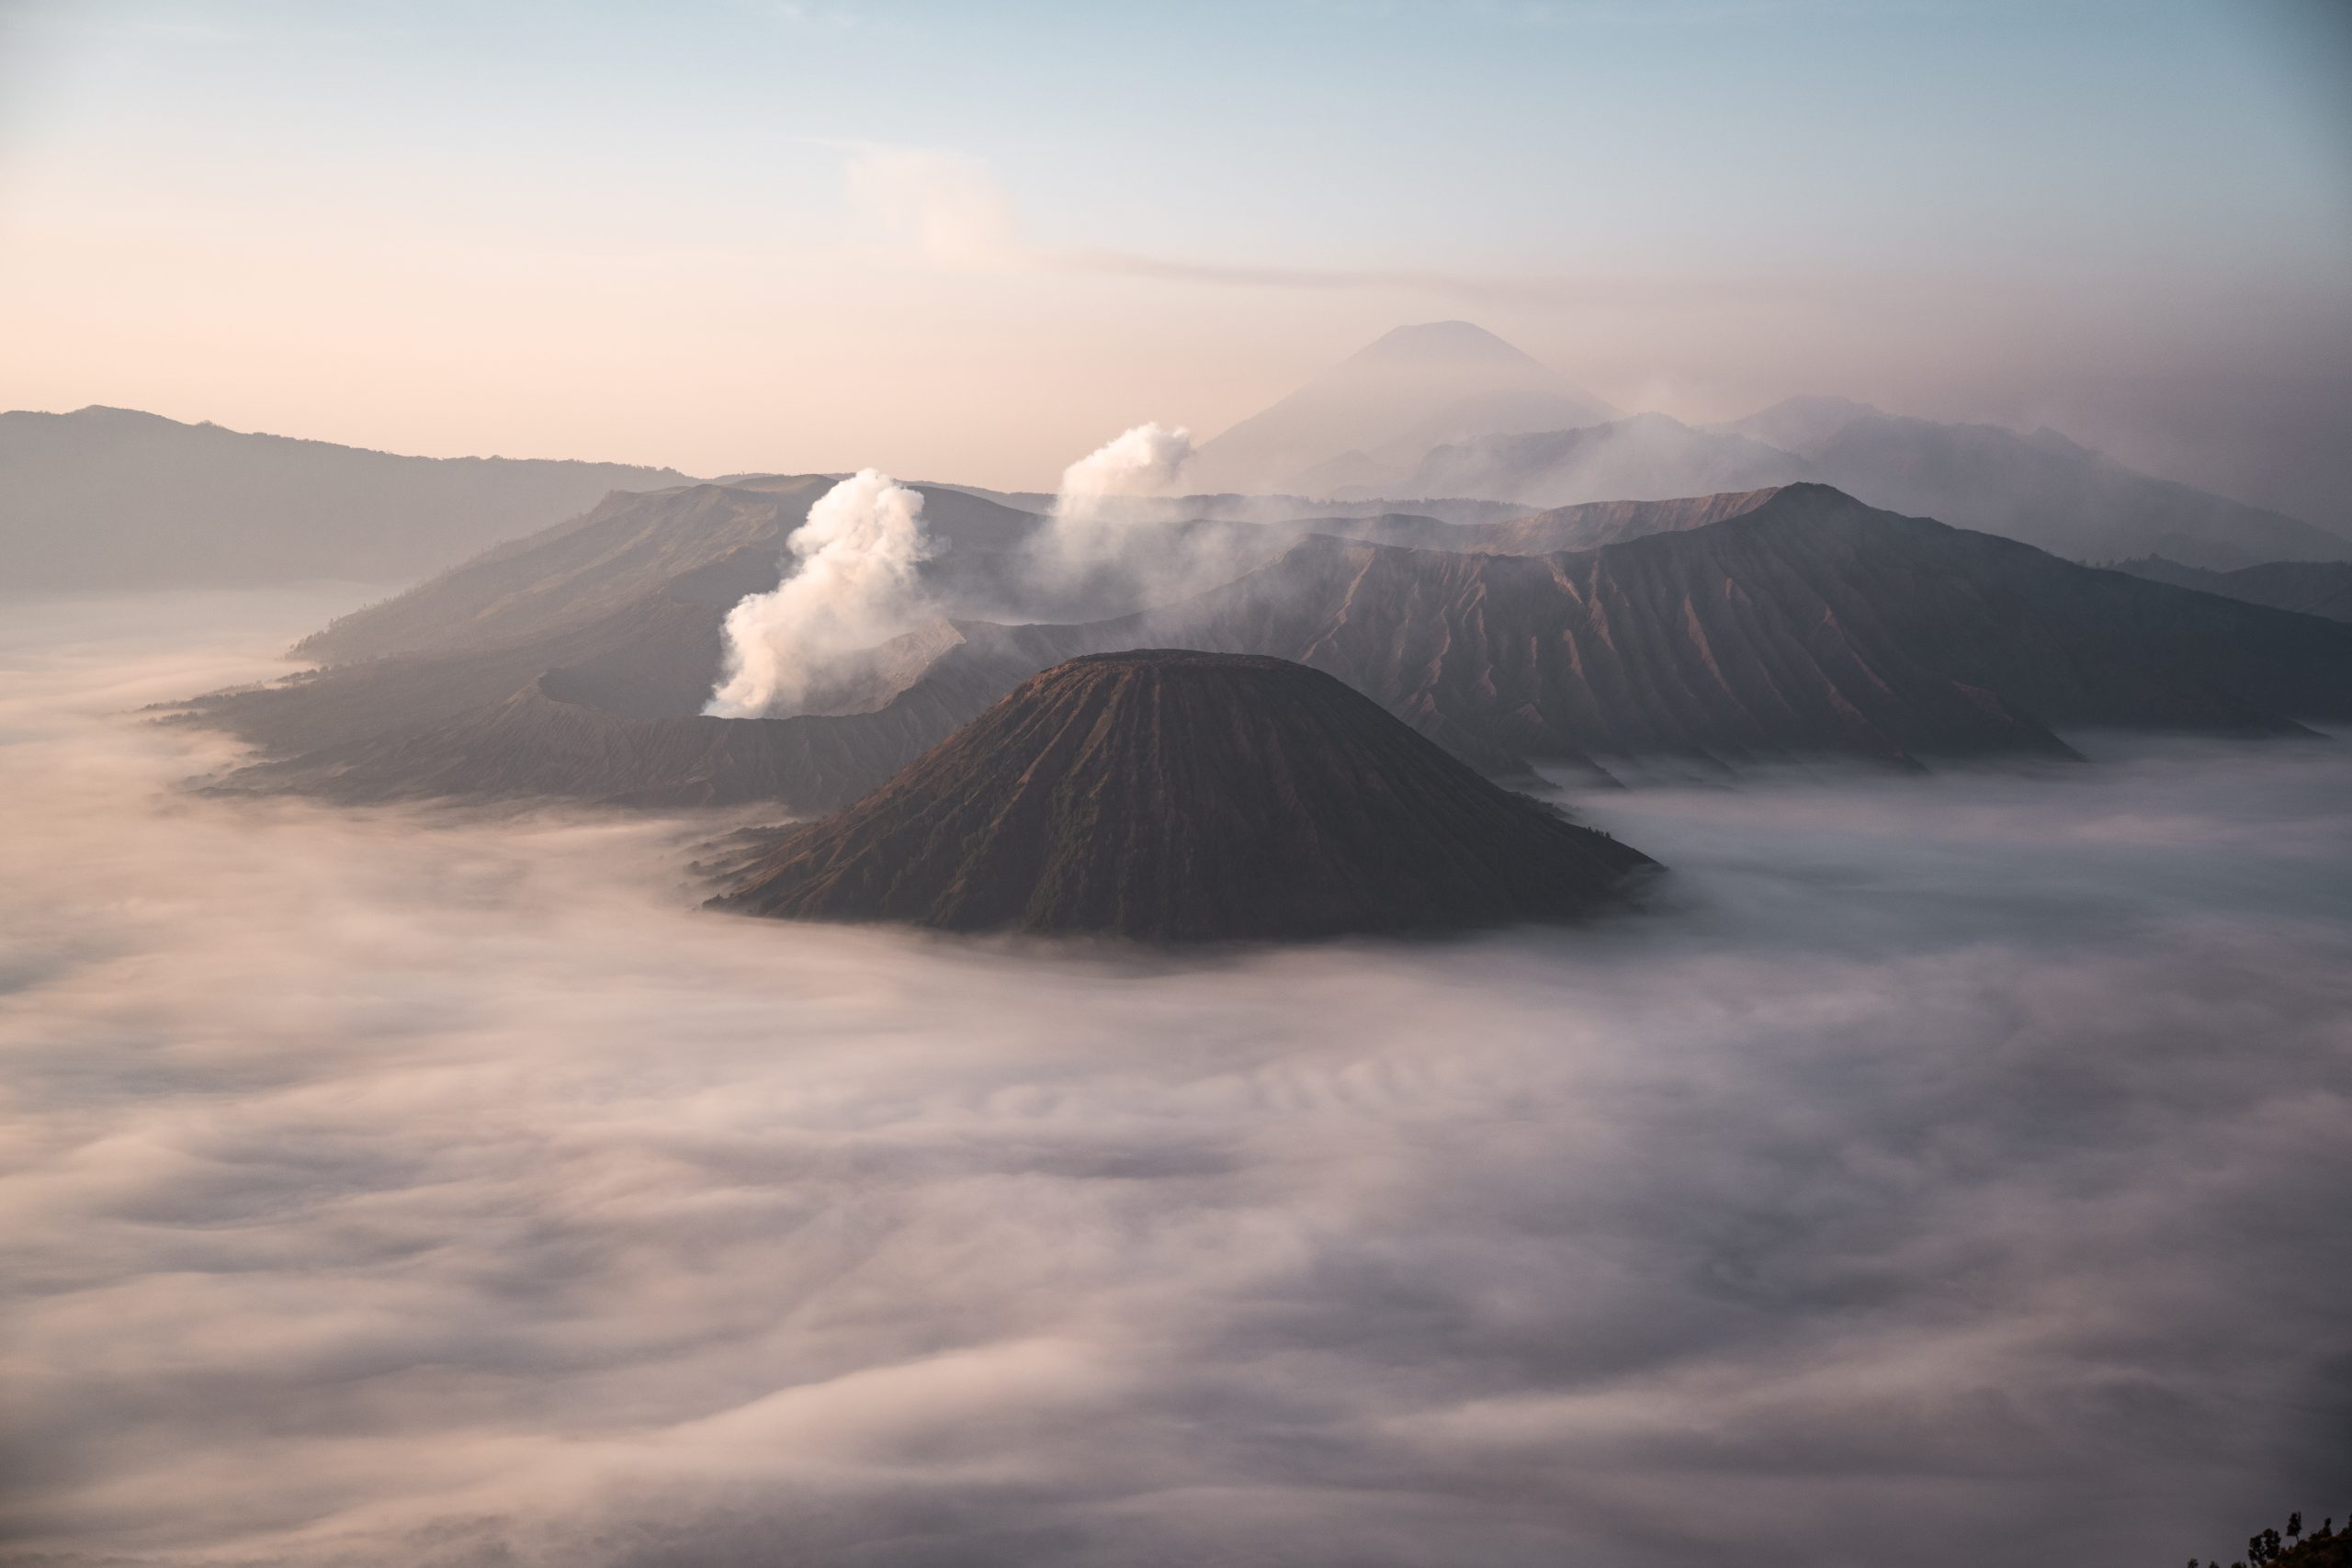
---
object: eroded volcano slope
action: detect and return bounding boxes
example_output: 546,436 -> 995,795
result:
714,650 -> 1656,941
179,486 -> 2352,813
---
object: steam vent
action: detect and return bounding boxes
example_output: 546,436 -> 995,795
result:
711,649 -> 1657,941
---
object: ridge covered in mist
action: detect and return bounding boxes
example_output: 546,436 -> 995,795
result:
2109,556 -> 2352,623
1396,412 -> 1821,511
0,406 -> 695,590
1188,325 -> 2352,569
1720,400 -> 2351,569
17,321 -> 2343,605
1185,321 -> 1619,495
172,484 -> 2352,815
298,484 -> 1796,670
293,477 -> 1045,666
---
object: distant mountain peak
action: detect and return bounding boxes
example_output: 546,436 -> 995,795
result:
0,405 -> 697,592
62,404 -> 186,425
1188,321 -> 1616,495
1763,393 -> 1880,418
1710,395 -> 1884,457
1610,410 -> 1698,434
2024,424 -> 2095,459
1348,321 -> 1548,368
1399,411 -> 1819,506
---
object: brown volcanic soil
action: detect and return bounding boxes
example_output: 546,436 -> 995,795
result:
713,651 -> 1655,942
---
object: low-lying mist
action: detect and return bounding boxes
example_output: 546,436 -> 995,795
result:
3,592 -> 2347,1568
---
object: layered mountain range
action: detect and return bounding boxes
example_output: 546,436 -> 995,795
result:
291,478 -> 1775,671
293,476 -> 1038,666
1302,398 -> 2341,570
1714,400 -> 2348,569
174,484 -> 2352,816
1395,413 -> 1818,512
711,650 -> 1656,940
1183,321 -> 1617,496
2109,556 -> 2352,623
0,406 -> 692,590
17,323 -> 2339,602
1176,325 -> 2350,570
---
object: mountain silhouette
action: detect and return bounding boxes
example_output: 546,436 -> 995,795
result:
0,406 -> 693,590
1187,321 -> 1615,494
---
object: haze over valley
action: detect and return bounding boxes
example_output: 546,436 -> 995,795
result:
6,588 -> 2348,1567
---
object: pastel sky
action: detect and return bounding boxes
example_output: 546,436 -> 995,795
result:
2,0 -> 2347,511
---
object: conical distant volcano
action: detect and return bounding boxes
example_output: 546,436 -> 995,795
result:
712,650 -> 1656,941
1186,321 -> 1617,494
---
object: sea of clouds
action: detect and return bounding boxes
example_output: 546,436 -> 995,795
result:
3,589 -> 2347,1567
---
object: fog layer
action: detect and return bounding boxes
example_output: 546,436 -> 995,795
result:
3,593 -> 2347,1567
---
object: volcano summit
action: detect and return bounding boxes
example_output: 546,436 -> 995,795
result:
713,650 -> 1656,942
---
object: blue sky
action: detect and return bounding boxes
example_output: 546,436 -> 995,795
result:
2,0 -> 2346,506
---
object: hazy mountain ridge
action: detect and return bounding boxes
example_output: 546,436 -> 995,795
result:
1709,393 -> 1882,455
1187,325 -> 2349,568
1081,486 -> 2348,765
1186,321 -> 1617,494
300,485 -> 1795,672
2107,556 -> 2352,623
1337,488 -> 1787,553
28,322 -> 2339,607
294,477 -> 1038,665
933,485 -> 1527,528
0,405 -> 695,590
1396,412 -> 1820,508
1716,400 -> 2350,569
218,665 -> 999,811
175,485 -> 2352,814
163,485 -> 1836,807
712,649 -> 1656,940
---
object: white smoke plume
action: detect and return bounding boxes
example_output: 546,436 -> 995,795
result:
1031,423 -> 1243,612
705,469 -> 938,719
1051,421 -> 1195,525
1034,420 -> 1309,616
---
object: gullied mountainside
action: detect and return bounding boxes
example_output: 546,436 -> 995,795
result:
225,665 -> 1003,812
712,651 -> 1656,940
0,406 -> 693,590
1180,491 -> 1784,560
285,480 -> 1770,673
2109,556 -> 2352,623
1716,401 -> 2351,569
296,477 -> 1042,665
175,485 -> 2352,816
1374,487 -> 1787,553
1399,413 -> 1820,508
187,580 -> 1046,810
934,487 -> 1525,528
1186,321 -> 1616,494
1147,485 -> 2352,761
922,486 -> 1523,531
